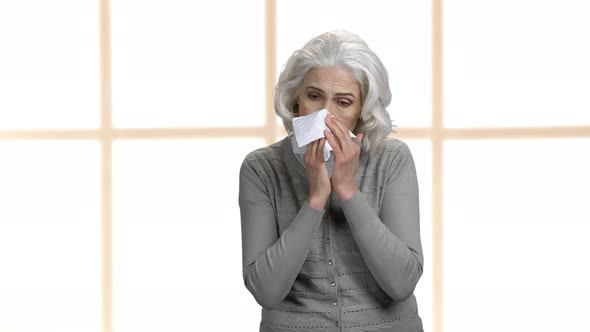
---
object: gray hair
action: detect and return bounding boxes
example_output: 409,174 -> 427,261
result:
274,30 -> 394,154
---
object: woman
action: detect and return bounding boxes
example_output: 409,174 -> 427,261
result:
239,30 -> 424,332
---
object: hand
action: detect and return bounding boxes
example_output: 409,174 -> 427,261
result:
324,114 -> 364,202
304,137 -> 331,211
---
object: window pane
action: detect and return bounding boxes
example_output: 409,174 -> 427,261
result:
0,141 -> 101,331
444,139 -> 590,331
404,139 -> 433,332
113,138 -> 265,332
445,0 -> 590,127
111,0 -> 265,128
0,1 -> 99,129
277,0 -> 432,128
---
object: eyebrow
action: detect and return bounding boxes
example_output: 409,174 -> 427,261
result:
306,86 -> 357,99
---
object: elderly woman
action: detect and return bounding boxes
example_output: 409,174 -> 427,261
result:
239,30 -> 424,332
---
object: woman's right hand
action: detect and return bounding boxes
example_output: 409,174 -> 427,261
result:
304,138 -> 331,211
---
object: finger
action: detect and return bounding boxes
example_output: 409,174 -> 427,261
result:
325,115 -> 351,150
324,129 -> 342,159
318,138 -> 326,162
309,140 -> 317,161
304,140 -> 314,163
353,133 -> 364,147
324,117 -> 343,151
327,114 -> 348,138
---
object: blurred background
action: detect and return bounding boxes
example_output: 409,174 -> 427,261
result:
1,0 -> 589,331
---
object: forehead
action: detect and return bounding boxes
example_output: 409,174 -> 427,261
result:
302,67 -> 360,95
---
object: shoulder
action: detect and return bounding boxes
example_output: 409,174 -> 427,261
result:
370,138 -> 415,182
242,138 -> 285,165
240,137 -> 287,177
373,137 -> 413,160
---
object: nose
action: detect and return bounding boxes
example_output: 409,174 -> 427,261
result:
323,101 -> 337,114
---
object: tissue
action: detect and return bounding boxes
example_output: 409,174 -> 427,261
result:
292,109 -> 356,161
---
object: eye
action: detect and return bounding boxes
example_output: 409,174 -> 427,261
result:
337,100 -> 352,107
308,93 -> 321,101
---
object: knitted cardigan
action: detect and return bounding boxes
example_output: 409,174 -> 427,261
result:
239,135 -> 424,332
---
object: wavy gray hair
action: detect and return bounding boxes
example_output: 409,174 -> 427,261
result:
274,30 -> 394,154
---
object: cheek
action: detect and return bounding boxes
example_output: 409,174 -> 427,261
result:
330,115 -> 355,131
296,93 -> 310,114
297,103 -> 313,116
345,119 -> 358,131
297,99 -> 322,116
343,112 -> 362,130
343,110 -> 360,121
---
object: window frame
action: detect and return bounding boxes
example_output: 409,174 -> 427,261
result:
1,1 -> 589,332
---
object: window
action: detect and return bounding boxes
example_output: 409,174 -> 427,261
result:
1,1 -> 589,331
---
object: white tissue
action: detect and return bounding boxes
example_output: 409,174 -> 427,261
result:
292,109 -> 356,161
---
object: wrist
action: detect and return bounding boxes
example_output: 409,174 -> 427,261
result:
335,185 -> 357,202
306,195 -> 328,211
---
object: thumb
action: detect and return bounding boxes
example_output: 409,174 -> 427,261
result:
356,133 -> 364,143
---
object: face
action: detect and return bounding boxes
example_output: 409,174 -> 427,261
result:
296,67 -> 362,132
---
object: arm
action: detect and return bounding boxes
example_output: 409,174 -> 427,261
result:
340,144 -> 423,302
239,159 -> 325,308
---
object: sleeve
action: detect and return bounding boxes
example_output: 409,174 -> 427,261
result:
340,143 -> 423,302
239,158 -> 325,308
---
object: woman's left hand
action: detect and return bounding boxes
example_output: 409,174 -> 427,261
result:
324,114 -> 364,202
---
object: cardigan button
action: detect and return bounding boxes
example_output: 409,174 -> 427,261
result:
331,282 -> 335,287
328,260 -> 333,265
333,301 -> 338,306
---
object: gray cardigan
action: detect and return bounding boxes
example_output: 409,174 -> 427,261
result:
239,135 -> 424,332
